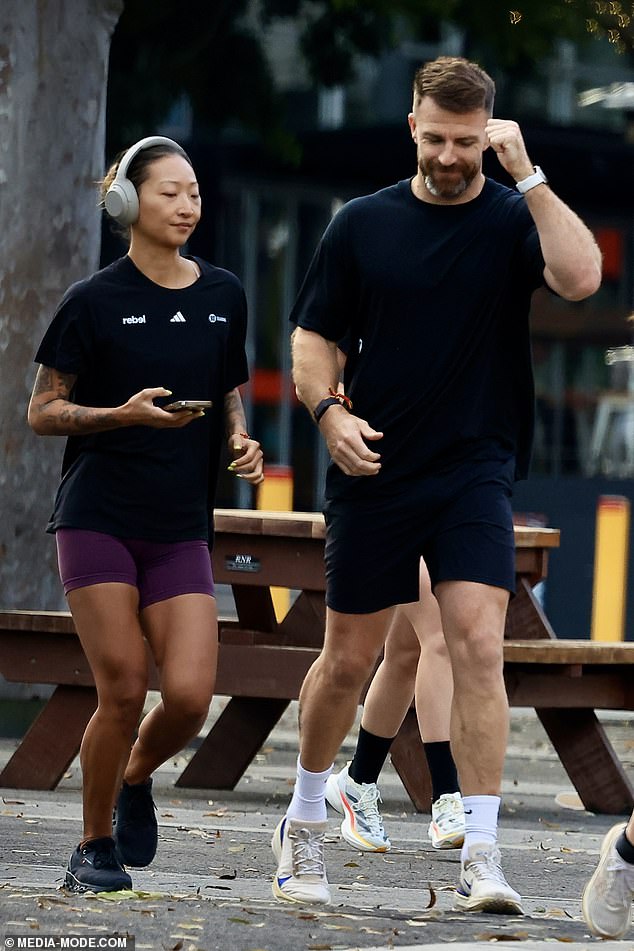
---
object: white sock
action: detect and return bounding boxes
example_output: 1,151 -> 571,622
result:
286,757 -> 332,822
461,794 -> 500,860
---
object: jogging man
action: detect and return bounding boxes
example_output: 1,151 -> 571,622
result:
273,55 -> 601,913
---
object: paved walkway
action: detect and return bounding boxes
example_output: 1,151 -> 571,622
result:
1,704 -> 633,949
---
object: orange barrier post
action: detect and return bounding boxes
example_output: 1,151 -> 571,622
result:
257,465 -> 293,620
591,495 -> 630,641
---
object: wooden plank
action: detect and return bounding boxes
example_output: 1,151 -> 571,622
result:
214,509 -> 326,539
505,579 -> 557,640
0,631 -> 94,686
276,590 -> 326,648
175,697 -> 290,789
0,631 -> 161,691
505,671 -> 634,709
513,525 -> 560,548
504,640 -> 634,665
0,610 -> 74,633
389,709 -> 433,813
213,511 -> 560,548
0,685 -> 97,790
537,708 -> 634,814
215,644 -> 319,699
233,586 -> 277,633
212,533 -> 326,591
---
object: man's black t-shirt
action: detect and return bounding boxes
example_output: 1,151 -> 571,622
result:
35,255 -> 248,542
290,177 -> 545,501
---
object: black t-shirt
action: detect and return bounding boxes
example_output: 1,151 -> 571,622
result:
35,255 -> 249,542
291,177 -> 545,501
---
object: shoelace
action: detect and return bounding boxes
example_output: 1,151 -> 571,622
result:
289,826 -> 326,877
354,785 -> 385,834
467,847 -> 508,886
84,843 -> 120,870
435,796 -> 463,826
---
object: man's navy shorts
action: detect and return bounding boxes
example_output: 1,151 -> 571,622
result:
323,457 -> 516,615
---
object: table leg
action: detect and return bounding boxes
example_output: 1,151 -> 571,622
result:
389,709 -> 433,813
537,707 -> 634,814
0,685 -> 96,790
175,697 -> 291,789
505,578 -> 556,640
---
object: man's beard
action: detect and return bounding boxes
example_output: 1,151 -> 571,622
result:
420,157 -> 478,200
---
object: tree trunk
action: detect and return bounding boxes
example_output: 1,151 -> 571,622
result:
0,0 -> 123,609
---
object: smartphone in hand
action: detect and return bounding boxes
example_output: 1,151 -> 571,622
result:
163,400 -> 213,412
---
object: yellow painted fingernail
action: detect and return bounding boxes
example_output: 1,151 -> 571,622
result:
227,463 -> 236,471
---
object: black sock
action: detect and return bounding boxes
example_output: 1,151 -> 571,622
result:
349,725 -> 395,785
616,828 -> 634,865
423,740 -> 460,802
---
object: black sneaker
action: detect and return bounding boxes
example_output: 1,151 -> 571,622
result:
64,836 -> 132,893
113,777 -> 158,867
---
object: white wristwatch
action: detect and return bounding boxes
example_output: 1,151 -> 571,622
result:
515,166 -> 548,194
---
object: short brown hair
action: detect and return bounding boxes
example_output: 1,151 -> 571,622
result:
413,56 -> 495,114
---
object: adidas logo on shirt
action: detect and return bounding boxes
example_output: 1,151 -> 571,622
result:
170,311 -> 186,323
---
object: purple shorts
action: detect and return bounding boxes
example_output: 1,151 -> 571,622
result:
56,529 -> 214,610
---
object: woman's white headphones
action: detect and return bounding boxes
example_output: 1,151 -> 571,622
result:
104,135 -> 184,226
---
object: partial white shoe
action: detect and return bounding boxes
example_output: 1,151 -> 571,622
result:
325,763 -> 391,852
582,823 -> 634,939
428,792 -> 465,850
271,815 -> 331,905
454,842 -> 524,914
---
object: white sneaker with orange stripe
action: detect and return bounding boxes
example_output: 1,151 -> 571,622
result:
325,763 -> 391,852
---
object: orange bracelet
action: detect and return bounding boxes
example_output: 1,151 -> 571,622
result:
328,387 -> 353,411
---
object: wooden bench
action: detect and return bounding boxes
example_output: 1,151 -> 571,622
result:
391,638 -> 634,815
0,609 -> 320,792
1,612 -> 633,815
3,511 -> 629,815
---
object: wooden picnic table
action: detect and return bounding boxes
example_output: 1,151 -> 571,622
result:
2,510 -> 633,814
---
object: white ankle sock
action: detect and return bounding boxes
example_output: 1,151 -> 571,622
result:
286,757 -> 333,822
461,794 -> 500,859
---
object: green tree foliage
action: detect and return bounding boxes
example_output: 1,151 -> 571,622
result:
107,0 -> 634,155
107,0 -> 285,153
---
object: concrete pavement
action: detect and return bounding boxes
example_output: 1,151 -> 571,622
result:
1,703 -> 634,950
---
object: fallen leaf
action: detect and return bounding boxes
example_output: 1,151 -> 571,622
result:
475,932 -> 529,941
425,883 -> 437,909
83,889 -> 163,902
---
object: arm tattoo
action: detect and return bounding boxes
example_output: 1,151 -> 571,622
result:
224,388 -> 247,438
30,365 -> 119,434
